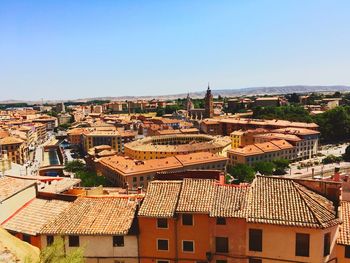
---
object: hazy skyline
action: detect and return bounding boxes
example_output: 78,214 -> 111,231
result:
1,0 -> 350,100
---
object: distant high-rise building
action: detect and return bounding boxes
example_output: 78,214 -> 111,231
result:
204,84 -> 214,118
185,93 -> 194,112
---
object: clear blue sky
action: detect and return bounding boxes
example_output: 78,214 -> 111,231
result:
1,0 -> 350,100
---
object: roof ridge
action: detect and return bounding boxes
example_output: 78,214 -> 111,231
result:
244,177 -> 256,220
292,181 -> 329,228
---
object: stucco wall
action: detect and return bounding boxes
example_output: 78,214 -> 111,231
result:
0,185 -> 36,224
41,235 -> 138,262
246,223 -> 338,262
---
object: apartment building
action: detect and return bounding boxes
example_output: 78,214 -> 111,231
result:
95,152 -> 228,189
82,128 -> 136,154
227,139 -> 295,166
230,128 -> 268,148
138,177 -> 341,263
271,127 -> 320,160
40,197 -> 139,263
0,136 -> 28,165
201,118 -> 319,136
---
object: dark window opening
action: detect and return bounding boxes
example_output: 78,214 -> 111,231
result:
249,229 -> 262,252
68,235 -> 79,247
182,214 -> 193,226
157,218 -> 168,228
113,236 -> 124,247
296,233 -> 310,257
324,233 -> 330,256
216,217 -> 226,225
215,237 -> 229,253
47,235 -> 54,246
183,240 -> 194,252
157,239 -> 169,251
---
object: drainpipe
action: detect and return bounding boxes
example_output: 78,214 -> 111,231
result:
175,215 -> 178,263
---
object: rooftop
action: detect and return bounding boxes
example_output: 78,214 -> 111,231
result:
41,197 -> 137,235
338,201 -> 350,245
2,198 -> 71,235
139,177 -> 340,229
0,176 -> 36,202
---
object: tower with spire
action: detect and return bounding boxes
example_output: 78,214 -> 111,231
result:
204,83 -> 214,118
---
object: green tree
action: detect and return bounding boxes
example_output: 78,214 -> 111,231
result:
76,170 -> 107,187
322,155 -> 342,164
253,161 -> 275,175
228,164 -> 255,183
164,105 -> 180,114
252,105 -> 313,122
39,238 -> 84,263
314,106 -> 350,142
65,160 -> 107,187
272,158 -> 290,175
286,93 -> 300,103
64,160 -> 85,173
156,107 -> 165,117
343,145 -> 350,162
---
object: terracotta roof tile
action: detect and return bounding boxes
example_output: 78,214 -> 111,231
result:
246,176 -> 340,228
0,176 -> 36,202
3,198 -> 71,235
138,181 -> 182,217
41,197 -> 137,235
338,201 -> 350,245
176,179 -> 216,213
210,185 -> 248,218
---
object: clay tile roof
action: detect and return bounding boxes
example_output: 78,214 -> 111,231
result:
210,185 -> 249,218
0,176 -> 36,202
176,179 -> 216,213
338,201 -> 350,245
41,197 -> 137,235
3,198 -> 71,235
0,136 -> 24,145
138,181 -> 182,218
246,176 -> 340,228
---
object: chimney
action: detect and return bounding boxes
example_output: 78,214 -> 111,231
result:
219,172 -> 225,185
333,167 -> 341,182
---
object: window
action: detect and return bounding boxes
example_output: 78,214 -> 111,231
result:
46,235 -> 54,246
22,234 -> 31,243
182,214 -> 193,226
216,237 -> 229,253
216,217 -> 226,225
295,233 -> 310,257
249,229 -> 262,252
182,240 -> 194,252
157,218 -> 168,228
324,233 -> 330,256
249,259 -> 262,263
133,177 -> 137,182
113,236 -> 124,247
345,245 -> 350,258
157,239 -> 169,251
216,260 -> 227,263
68,235 -> 79,247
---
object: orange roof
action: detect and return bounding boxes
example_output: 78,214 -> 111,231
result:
229,145 -> 264,156
254,133 -> 301,142
254,141 -> 280,153
175,152 -> 227,166
219,118 -> 319,129
270,139 -> 294,150
272,127 -> 320,136
0,136 -> 24,145
228,139 -> 292,156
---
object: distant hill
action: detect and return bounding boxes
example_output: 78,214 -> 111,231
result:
1,85 -> 349,104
